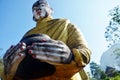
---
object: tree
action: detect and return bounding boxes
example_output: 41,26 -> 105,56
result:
110,5 -> 120,24
90,62 -> 102,79
89,62 -> 120,80
104,5 -> 120,48
104,5 -> 120,70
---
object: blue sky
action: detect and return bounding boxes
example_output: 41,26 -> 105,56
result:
0,0 -> 120,71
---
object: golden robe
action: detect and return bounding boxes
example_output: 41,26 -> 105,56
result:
1,16 -> 91,80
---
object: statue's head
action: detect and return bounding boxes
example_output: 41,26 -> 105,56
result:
32,0 -> 53,21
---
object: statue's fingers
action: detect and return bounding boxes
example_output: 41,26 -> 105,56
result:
11,52 -> 25,64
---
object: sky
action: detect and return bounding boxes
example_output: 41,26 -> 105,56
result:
0,0 -> 120,72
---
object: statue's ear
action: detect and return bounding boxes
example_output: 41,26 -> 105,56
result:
45,6 -> 53,17
50,7 -> 54,14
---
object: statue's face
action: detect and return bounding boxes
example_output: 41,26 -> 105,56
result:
33,3 -> 47,20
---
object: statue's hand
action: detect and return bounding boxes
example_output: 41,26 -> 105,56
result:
3,42 -> 26,75
28,39 -> 73,65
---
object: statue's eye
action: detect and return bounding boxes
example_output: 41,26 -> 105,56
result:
40,4 -> 46,7
33,7 -> 40,11
33,7 -> 37,10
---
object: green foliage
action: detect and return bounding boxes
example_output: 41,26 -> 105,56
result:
90,62 -> 101,79
104,5 -> 120,47
110,75 -> 120,80
100,71 -> 107,79
90,61 -> 120,80
109,5 -> 120,24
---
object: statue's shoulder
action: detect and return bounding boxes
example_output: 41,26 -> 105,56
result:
51,18 -> 70,23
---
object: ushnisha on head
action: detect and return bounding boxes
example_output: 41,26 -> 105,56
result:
32,0 -> 53,21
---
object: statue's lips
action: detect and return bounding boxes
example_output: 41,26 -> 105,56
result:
36,11 -> 41,15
